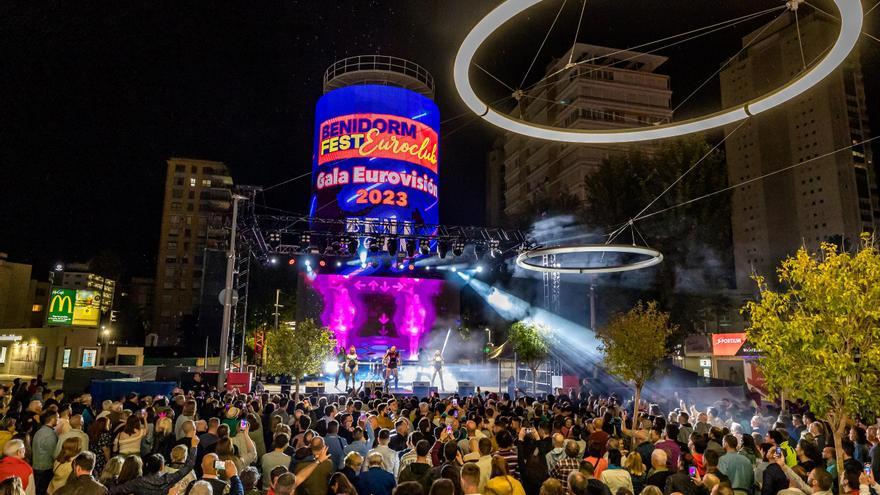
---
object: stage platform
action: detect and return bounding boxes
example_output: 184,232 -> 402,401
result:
259,362 -> 502,397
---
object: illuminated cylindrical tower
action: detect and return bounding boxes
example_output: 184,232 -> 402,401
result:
311,56 -> 440,229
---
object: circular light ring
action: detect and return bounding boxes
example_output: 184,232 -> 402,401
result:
454,0 -> 862,143
515,244 -> 663,274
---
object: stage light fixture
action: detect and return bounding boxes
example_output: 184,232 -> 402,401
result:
408,264 -> 415,271
451,266 -> 458,273
269,257 -> 278,265
437,240 -> 449,259
385,237 -> 399,257
474,243 -> 487,259
335,261 -> 342,267
419,239 -> 431,256
489,240 -> 502,258
405,239 -> 417,258
319,259 -> 327,268
366,237 -> 380,253
452,240 -> 465,257
287,258 -> 296,266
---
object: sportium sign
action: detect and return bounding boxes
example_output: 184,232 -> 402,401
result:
47,288 -> 75,326
47,288 -> 101,327
711,332 -> 760,357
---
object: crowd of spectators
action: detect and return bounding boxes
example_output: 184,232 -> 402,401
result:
0,374 -> 876,495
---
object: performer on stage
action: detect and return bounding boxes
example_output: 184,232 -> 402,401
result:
383,345 -> 400,391
344,345 -> 358,390
334,346 -> 346,389
431,350 -> 445,390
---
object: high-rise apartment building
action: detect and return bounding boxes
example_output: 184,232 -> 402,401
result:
0,254 -> 33,328
486,44 -> 673,222
720,12 -> 876,290
152,158 -> 233,346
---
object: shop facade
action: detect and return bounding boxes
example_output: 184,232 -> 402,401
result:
0,327 -> 100,381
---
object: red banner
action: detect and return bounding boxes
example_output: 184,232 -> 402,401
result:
317,113 -> 438,172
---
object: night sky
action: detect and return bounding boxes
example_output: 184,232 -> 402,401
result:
2,0 -> 878,278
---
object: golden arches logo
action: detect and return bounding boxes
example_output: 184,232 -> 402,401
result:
50,294 -> 73,313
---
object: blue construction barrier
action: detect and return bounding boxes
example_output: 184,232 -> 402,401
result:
89,380 -> 177,404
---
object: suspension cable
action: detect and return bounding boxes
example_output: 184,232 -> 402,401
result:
520,0 -> 568,88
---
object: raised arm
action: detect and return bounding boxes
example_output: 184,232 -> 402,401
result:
294,447 -> 330,489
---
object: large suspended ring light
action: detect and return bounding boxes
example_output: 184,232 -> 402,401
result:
516,244 -> 664,274
454,0 -> 862,144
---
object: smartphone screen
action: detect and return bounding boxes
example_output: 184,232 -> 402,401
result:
776,447 -> 783,457
215,460 -> 225,471
240,419 -> 248,429
446,426 -> 453,433
452,399 -> 458,406
865,464 -> 872,476
688,467 -> 697,477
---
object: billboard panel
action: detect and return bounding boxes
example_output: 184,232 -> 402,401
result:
311,85 -> 440,226
47,288 -> 75,326
712,332 -> 759,357
72,290 -> 101,327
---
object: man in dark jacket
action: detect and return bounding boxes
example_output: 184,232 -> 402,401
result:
398,441 -> 435,493
108,433 -> 200,495
55,451 -> 107,495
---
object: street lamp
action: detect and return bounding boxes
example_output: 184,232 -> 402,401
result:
101,326 -> 111,368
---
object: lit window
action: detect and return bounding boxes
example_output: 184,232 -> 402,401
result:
190,178 -> 196,187
31,304 -> 43,312
202,179 -> 212,187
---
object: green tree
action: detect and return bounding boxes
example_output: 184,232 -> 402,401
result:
508,321 -> 551,395
597,301 -> 675,418
745,237 -> 880,487
582,136 -> 734,342
264,318 -> 337,399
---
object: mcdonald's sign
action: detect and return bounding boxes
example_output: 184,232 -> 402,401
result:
47,288 -> 75,326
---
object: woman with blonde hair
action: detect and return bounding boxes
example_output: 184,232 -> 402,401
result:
624,451 -> 648,495
151,415 -> 175,458
48,437 -> 80,493
99,456 -> 125,487
485,456 -> 526,495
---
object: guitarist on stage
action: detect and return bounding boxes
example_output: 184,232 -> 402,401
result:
382,345 -> 400,391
